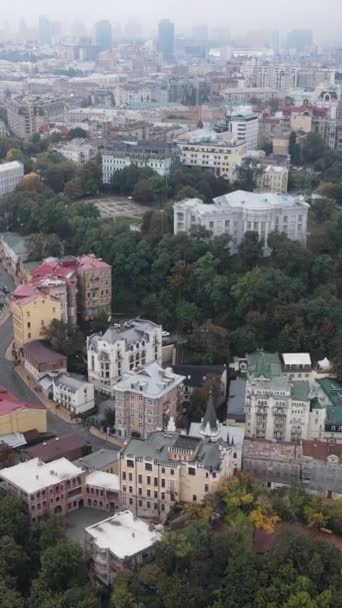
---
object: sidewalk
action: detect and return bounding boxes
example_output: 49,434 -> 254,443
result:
15,365 -> 78,424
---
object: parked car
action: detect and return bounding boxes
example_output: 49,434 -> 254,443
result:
162,330 -> 170,337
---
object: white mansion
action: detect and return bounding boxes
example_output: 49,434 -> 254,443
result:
174,190 -> 309,254
87,319 -> 163,395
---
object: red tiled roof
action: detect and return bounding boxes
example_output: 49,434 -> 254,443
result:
0,385 -> 44,414
24,433 -> 90,462
78,255 -> 110,271
22,340 -> 66,364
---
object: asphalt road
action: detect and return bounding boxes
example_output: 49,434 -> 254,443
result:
0,267 -> 116,452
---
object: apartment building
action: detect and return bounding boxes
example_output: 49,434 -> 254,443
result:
22,340 -> 67,380
11,289 -> 61,351
7,95 -> 65,139
31,258 -> 78,325
85,471 -> 120,512
76,255 -> 112,321
85,511 -> 162,584
0,458 -> 86,523
176,129 -> 247,182
174,190 -> 309,254
0,161 -> 24,197
256,165 -> 289,193
0,385 -> 47,436
244,350 -> 325,443
223,87 -> 277,104
87,319 -> 162,395
113,362 -> 185,439
119,393 -> 238,519
102,141 -> 179,182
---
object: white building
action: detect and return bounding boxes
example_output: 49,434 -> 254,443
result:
102,141 -> 179,182
176,129 -> 247,182
227,106 -> 259,150
0,161 -> 24,197
87,319 -> 163,396
54,139 -> 97,165
244,351 -> 325,443
85,510 -> 162,584
40,372 -> 95,415
114,362 -> 185,439
174,190 -> 309,254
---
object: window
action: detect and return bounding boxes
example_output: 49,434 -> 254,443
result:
129,486 -> 133,494
193,495 -> 197,502
161,492 -> 165,500
129,473 -> 133,481
122,472 -> 126,480
154,491 -> 158,498
161,504 -> 165,511
138,499 -> 143,507
161,467 -> 165,474
138,488 -> 142,496
205,484 -> 209,493
129,498 -> 133,505
147,490 -> 151,497
154,477 -> 158,486
188,467 -> 196,476
147,476 -> 151,485
161,479 -> 165,488
145,462 -> 152,471
154,503 -> 158,510
147,501 -> 151,509
127,459 -> 134,468
138,474 -> 142,483
27,322 -> 31,328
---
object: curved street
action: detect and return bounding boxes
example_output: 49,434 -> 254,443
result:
0,266 -> 115,451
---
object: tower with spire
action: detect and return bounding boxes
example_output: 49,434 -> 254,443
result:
200,389 -> 220,442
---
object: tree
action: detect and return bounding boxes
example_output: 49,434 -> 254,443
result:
132,178 -> 155,204
28,233 -> 64,260
18,173 -> 44,193
68,127 -> 88,139
249,496 -> 280,535
64,177 -> 83,200
175,186 -> 203,201
0,584 -> 25,608
43,319 -> 84,357
79,160 -> 102,195
303,133 -> 327,165
238,231 -> 263,270
39,541 -> 86,592
39,516 -> 65,551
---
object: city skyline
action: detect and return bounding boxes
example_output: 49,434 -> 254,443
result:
1,0 -> 342,43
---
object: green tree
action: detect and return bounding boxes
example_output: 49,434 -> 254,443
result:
132,178 -> 155,204
43,319 -> 84,357
39,541 -> 86,592
238,231 -> 263,270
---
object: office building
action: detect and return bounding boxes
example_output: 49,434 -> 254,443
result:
7,96 -> 65,140
95,20 -> 113,51
39,16 -> 52,45
176,129 -> 247,182
227,106 -> 259,150
287,29 -> 313,51
87,319 -> 163,395
102,142 -> 179,182
113,362 -> 185,439
0,161 -> 24,197
157,19 -> 175,61
256,165 -> 289,193
174,190 -> 309,254
85,511 -> 162,584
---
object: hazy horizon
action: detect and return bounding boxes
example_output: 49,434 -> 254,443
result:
1,0 -> 342,43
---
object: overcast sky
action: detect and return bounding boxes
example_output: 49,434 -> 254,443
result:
1,0 -> 342,41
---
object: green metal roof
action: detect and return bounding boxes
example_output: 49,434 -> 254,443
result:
291,381 -> 310,402
247,351 -> 282,379
316,377 -> 342,426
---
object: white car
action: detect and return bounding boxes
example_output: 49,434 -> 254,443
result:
162,330 -> 170,337
112,323 -> 120,329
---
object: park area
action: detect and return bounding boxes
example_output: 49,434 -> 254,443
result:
84,195 -> 152,221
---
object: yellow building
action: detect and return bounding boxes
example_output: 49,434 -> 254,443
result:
0,386 -> 47,434
11,287 -> 61,351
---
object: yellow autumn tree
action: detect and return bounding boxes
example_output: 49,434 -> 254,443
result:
249,496 -> 280,535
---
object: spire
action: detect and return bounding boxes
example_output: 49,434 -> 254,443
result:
200,389 -> 219,440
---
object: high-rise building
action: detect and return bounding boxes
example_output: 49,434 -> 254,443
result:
157,19 -> 175,61
39,16 -> 52,45
192,24 -> 208,43
95,20 -> 112,51
287,29 -> 313,51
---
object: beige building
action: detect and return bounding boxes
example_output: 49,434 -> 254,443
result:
120,394 -> 239,519
77,254 -> 112,321
113,362 -> 185,439
11,289 -> 62,351
7,96 -> 65,139
256,165 -> 288,193
177,129 -> 247,182
272,133 -> 290,156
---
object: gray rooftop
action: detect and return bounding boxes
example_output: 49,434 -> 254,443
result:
53,372 -> 89,393
89,319 -> 161,349
0,232 -> 29,256
122,431 -> 229,471
73,449 -> 119,472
